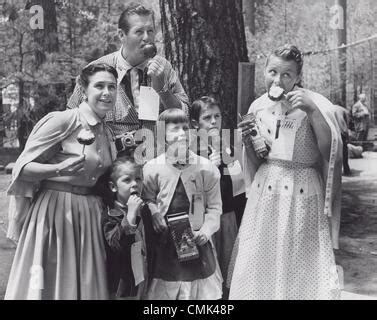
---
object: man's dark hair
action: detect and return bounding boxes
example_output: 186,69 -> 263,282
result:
118,2 -> 154,34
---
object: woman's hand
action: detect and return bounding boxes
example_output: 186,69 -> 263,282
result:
238,119 -> 255,145
286,89 -> 317,114
152,212 -> 168,233
192,230 -> 208,246
57,155 -> 85,176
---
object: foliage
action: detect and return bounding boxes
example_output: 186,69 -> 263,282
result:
0,0 -> 161,102
246,0 -> 377,111
0,0 -> 160,147
1,0 -> 377,145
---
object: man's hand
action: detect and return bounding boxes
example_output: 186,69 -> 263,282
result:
152,212 -> 168,233
147,56 -> 167,93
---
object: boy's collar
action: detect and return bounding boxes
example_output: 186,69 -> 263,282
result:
115,200 -> 127,210
107,201 -> 127,217
165,149 -> 196,165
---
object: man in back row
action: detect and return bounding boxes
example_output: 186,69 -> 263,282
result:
351,93 -> 370,143
68,2 -> 189,143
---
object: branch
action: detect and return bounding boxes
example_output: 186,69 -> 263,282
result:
303,33 -> 377,56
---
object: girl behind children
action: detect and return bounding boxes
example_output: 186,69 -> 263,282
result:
143,108 -> 223,300
191,96 -> 246,297
102,156 -> 154,299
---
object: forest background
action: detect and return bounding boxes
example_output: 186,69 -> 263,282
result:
0,0 -> 376,149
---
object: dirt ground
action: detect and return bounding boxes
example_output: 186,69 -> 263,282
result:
335,153 -> 377,296
0,153 -> 377,299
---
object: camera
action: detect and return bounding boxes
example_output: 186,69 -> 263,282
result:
115,131 -> 141,153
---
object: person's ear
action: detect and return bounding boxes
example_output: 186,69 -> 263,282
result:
79,82 -> 88,101
118,28 -> 126,41
108,181 -> 117,193
82,89 -> 88,101
295,71 -> 303,86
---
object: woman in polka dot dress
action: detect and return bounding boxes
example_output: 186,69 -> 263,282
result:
228,45 -> 342,300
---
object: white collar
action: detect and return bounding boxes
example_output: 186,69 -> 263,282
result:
117,47 -> 148,70
116,47 -> 149,85
78,102 -> 103,126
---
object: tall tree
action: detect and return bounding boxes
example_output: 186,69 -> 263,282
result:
30,0 -> 59,67
243,0 -> 255,35
335,0 -> 347,107
159,0 -> 249,129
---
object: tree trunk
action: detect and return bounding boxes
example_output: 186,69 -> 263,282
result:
243,0 -> 255,35
335,0 -> 347,107
371,40 -> 377,125
31,0 -> 59,68
160,0 -> 249,129
17,79 -> 28,150
0,91 -> 3,147
17,1 -> 60,151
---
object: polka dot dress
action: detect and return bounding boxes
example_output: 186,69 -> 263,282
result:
228,111 -> 341,300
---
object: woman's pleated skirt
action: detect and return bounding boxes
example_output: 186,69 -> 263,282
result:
5,189 -> 109,300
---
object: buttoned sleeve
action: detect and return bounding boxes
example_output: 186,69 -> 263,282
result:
102,209 -> 137,253
200,163 -> 222,240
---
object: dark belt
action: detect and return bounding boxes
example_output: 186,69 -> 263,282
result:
41,181 -> 95,196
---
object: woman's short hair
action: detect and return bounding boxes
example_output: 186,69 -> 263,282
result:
191,96 -> 221,122
78,63 -> 118,89
118,2 -> 154,34
267,44 -> 304,75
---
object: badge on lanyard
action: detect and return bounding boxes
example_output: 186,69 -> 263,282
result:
227,160 -> 245,196
138,86 -> 160,121
269,115 -> 302,161
189,176 -> 204,231
131,241 -> 145,286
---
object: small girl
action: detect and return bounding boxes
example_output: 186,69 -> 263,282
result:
143,108 -> 223,300
191,96 -> 246,297
101,156 -> 154,299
